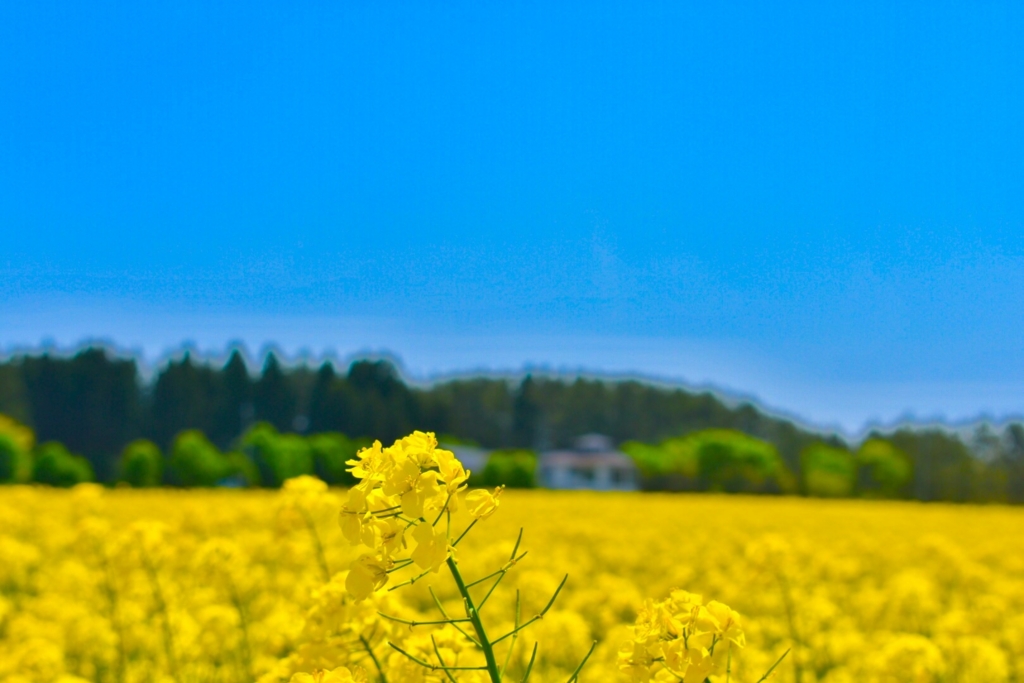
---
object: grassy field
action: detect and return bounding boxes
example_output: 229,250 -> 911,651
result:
2,485 -> 1022,682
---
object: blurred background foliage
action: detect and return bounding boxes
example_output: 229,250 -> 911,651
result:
32,441 -> 94,487
118,439 -> 163,487
0,346 -> 1022,503
473,449 -> 538,489
624,429 -> 792,494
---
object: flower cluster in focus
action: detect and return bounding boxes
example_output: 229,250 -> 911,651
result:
619,590 -> 745,683
339,431 -> 501,600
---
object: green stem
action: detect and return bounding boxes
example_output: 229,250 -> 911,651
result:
466,551 -> 528,589
378,612 -> 472,626
359,634 -> 389,683
521,643 -> 538,682
429,587 -> 482,647
492,574 -> 567,645
453,520 -> 477,546
447,556 -> 502,683
387,567 -> 434,591
386,558 -> 416,573
388,642 -> 487,671
431,635 -> 460,683
755,648 -> 791,683
564,640 -> 596,683
432,492 -> 454,526
500,590 -> 521,679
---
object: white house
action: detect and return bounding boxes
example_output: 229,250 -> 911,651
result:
538,434 -> 638,491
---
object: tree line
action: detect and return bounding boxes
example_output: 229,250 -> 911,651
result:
0,346 -> 828,479
1,346 -> 1023,502
620,427 -> 1024,503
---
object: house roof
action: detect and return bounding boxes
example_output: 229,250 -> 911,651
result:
573,433 -> 615,452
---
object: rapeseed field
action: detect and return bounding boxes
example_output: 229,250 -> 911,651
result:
2,433 -> 1022,682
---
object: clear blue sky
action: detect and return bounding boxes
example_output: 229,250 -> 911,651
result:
2,1 -> 1023,432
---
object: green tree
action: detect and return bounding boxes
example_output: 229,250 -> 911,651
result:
119,439 -> 164,487
688,429 -> 787,492
856,439 -> 912,498
418,379 -> 512,447
343,359 -> 419,442
0,415 -> 34,484
254,353 -> 298,432
20,349 -> 142,482
0,433 -> 32,483
33,441 -> 94,487
0,414 -> 35,451
479,449 -> 536,488
511,375 -> 543,449
307,362 -> 340,433
241,423 -> 314,487
621,440 -> 673,476
625,429 -> 787,492
149,352 -> 221,451
622,439 -> 700,490
210,349 -> 253,449
659,437 -> 702,478
887,429 -> 979,502
168,430 -> 235,487
224,450 -> 261,487
801,442 -> 856,497
0,365 -> 31,425
1000,423 -> 1024,503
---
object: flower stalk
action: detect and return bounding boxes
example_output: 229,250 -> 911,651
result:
337,431 -> 586,682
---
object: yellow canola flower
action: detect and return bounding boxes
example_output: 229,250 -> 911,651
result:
284,475 -> 329,496
397,471 -> 440,519
409,522 -> 449,572
339,487 -> 393,547
466,486 -> 503,520
10,451 -> 1024,683
435,447 -> 470,507
372,516 -> 406,559
337,431 -> 477,595
345,553 -> 392,600
620,590 -> 744,683
288,666 -> 360,683
706,600 -> 745,647
344,440 -> 387,483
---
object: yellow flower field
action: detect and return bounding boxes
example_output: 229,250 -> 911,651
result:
2,483 -> 1023,682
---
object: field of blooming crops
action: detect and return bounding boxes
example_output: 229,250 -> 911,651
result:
3,443 -> 1024,682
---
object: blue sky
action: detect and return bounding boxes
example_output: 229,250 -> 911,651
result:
2,1 -> 1024,432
